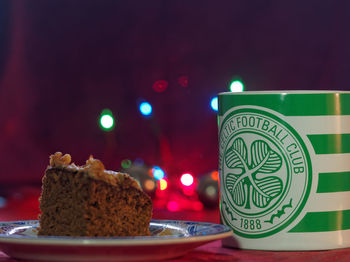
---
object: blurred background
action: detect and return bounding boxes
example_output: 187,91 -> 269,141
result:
0,0 -> 350,221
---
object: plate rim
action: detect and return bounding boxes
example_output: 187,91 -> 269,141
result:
0,219 -> 233,246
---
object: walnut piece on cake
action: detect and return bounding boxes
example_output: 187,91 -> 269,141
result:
49,152 -> 71,167
38,152 -> 153,237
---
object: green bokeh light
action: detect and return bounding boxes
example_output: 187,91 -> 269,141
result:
229,80 -> 244,92
99,109 -> 115,131
121,159 -> 132,169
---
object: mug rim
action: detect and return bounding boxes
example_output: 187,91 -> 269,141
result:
219,90 -> 350,95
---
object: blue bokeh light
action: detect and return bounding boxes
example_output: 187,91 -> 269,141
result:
210,97 -> 218,111
139,102 -> 152,116
152,166 -> 165,180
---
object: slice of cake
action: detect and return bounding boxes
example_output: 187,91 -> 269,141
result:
38,152 -> 152,237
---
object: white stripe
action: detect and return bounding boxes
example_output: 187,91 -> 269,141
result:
287,115 -> 350,134
307,154 -> 350,212
313,153 -> 350,173
306,191 -> 350,212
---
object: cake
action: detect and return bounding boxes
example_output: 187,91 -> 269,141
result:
38,152 -> 152,237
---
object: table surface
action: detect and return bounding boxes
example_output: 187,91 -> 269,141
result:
1,240 -> 350,262
1,188 -> 350,261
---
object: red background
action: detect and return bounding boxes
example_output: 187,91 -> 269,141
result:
1,1 -> 350,186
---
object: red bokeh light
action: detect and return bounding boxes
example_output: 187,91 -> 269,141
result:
177,75 -> 188,87
193,201 -> 204,211
152,80 -> 168,92
167,201 -> 180,212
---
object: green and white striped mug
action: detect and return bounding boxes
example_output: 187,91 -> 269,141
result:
218,90 -> 350,250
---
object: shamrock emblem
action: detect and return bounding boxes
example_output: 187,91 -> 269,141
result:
225,137 -> 283,209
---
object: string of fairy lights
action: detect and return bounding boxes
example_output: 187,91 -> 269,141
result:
98,78 -> 245,211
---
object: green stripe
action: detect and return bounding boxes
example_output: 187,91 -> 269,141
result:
307,134 -> 350,154
289,210 -> 350,232
317,172 -> 350,193
218,93 -> 350,116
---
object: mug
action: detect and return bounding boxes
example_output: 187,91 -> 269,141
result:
218,90 -> 350,250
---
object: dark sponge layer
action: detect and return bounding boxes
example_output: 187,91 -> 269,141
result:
38,154 -> 152,237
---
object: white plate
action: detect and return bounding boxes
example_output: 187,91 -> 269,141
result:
0,220 -> 232,261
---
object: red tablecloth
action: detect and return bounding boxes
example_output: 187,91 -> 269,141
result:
1,240 -> 350,262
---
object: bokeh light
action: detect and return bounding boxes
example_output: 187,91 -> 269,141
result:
167,200 -> 180,211
177,75 -> 188,87
229,80 -> 244,92
211,170 -> 219,181
0,197 -> 7,208
134,158 -> 144,166
99,109 -> 115,131
121,159 -> 132,169
180,173 -> 194,187
144,179 -> 156,191
152,166 -> 165,180
152,80 -> 168,92
139,102 -> 152,116
158,178 -> 168,191
101,115 -> 114,128
205,185 -> 217,198
193,201 -> 204,211
210,97 -> 218,111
